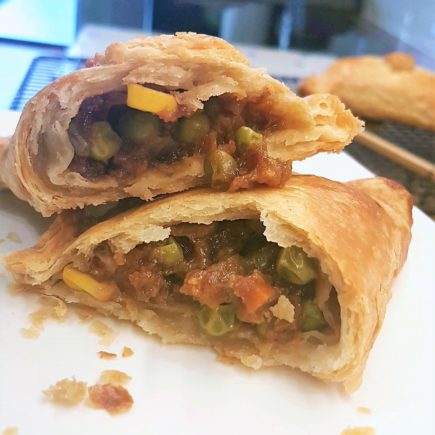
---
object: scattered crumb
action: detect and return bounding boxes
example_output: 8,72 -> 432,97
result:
0,238 -> 5,244
74,306 -> 96,323
121,346 -> 134,358
0,272 -> 6,279
357,407 -> 372,415
89,319 -> 117,346
217,354 -> 238,365
31,296 -> 68,328
2,427 -> 18,435
87,383 -> 133,415
20,327 -> 40,339
98,351 -> 117,360
270,295 -> 295,323
341,427 -> 375,435
43,378 -> 87,406
20,296 -> 68,339
99,370 -> 131,386
43,371 -> 134,416
6,232 -> 22,243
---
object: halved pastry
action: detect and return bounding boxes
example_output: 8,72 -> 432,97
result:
0,33 -> 362,216
299,52 -> 435,131
5,175 -> 412,390
0,137 -> 8,189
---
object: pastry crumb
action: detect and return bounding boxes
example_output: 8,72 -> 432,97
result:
43,378 -> 87,406
357,406 -> 372,415
21,296 -> 68,338
74,306 -> 96,323
98,351 -> 117,360
0,238 -> 5,244
87,383 -> 133,415
270,295 -> 295,323
121,346 -> 134,357
99,370 -> 131,386
341,427 -> 375,435
20,327 -> 40,339
31,296 -> 68,327
42,371 -> 133,416
6,232 -> 22,243
217,354 -> 238,365
2,427 -> 18,435
89,319 -> 117,346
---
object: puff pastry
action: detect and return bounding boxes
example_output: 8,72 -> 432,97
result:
0,33 -> 362,216
5,174 -> 412,390
299,52 -> 435,131
0,137 -> 8,189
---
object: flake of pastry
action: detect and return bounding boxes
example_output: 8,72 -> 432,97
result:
97,351 -> 117,360
20,327 -> 40,339
74,306 -> 96,322
89,320 -> 117,346
87,384 -> 133,415
341,427 -> 375,435
121,346 -> 134,357
20,296 -> 68,339
43,378 -> 87,406
357,406 -> 372,415
99,370 -> 131,386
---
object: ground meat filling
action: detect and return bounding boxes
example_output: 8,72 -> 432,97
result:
67,88 -> 291,189
63,220 -> 340,343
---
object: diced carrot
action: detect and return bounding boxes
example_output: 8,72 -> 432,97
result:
233,271 -> 277,314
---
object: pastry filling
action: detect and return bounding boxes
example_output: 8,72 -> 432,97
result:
62,220 -> 340,344
67,85 -> 290,190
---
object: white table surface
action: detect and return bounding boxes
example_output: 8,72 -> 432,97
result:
0,111 -> 434,435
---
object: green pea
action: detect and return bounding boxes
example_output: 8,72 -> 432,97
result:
178,113 -> 210,145
197,304 -> 236,336
235,126 -> 263,153
89,122 -> 122,162
242,243 -> 279,273
117,109 -> 160,144
155,237 -> 184,267
276,246 -> 316,285
300,300 -> 327,332
204,150 -> 237,188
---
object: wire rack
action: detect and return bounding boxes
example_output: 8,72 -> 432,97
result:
10,56 -> 435,217
10,56 -> 86,111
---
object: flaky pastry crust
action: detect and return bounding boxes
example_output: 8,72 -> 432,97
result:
5,175 -> 412,390
299,52 -> 435,130
0,33 -> 362,216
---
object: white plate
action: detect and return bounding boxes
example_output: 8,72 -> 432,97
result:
0,111 -> 434,435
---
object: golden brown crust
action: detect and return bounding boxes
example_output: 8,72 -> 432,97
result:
0,137 -> 9,189
4,175 -> 412,389
299,52 -> 435,131
0,32 -> 362,216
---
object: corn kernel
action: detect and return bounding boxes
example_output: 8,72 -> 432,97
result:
127,83 -> 177,115
62,265 -> 118,302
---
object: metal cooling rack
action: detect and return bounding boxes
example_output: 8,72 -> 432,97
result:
10,56 -> 86,111
363,120 -> 435,161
